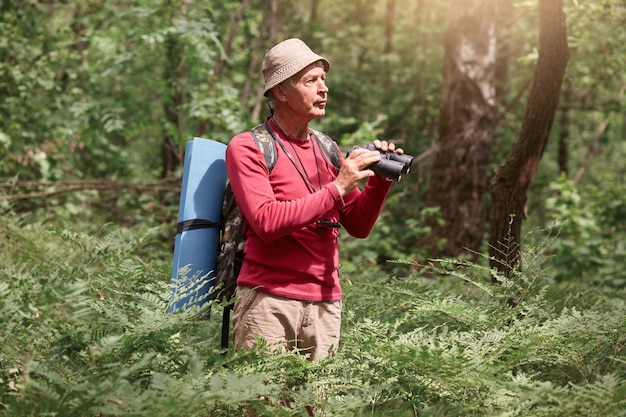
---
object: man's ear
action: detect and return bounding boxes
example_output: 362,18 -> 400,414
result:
273,85 -> 288,101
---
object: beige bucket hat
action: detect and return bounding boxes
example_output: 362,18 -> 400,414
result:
262,38 -> 330,96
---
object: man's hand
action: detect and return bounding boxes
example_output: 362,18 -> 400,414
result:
333,140 -> 403,196
372,139 -> 404,155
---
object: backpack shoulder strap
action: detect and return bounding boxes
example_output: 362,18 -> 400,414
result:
310,128 -> 342,171
250,122 -> 341,172
250,123 -> 278,172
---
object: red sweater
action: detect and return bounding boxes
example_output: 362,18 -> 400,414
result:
225,121 -> 392,301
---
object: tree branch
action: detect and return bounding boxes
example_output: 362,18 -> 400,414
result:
572,118 -> 609,184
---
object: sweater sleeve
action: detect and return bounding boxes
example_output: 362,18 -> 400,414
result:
225,132 -> 344,242
339,176 -> 393,238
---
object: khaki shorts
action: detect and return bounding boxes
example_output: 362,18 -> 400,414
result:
232,287 -> 342,360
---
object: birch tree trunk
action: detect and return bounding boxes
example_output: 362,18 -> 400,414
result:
423,0 -> 497,260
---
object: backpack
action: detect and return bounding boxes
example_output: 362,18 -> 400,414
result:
213,121 -> 341,349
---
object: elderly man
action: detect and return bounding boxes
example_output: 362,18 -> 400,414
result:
225,38 -> 402,360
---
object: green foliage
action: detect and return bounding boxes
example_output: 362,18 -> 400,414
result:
3,0 -> 624,247
1,213 -> 625,416
0,1 -> 242,183
339,202 -> 440,275
543,174 -> 626,287
1,0 -> 626,414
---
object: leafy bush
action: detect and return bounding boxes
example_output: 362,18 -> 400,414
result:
544,174 -> 626,287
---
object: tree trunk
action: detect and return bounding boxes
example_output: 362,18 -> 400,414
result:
384,0 -> 395,55
558,79 -> 572,176
160,1 -> 188,178
305,0 -> 321,40
494,0 -> 514,114
161,32 -> 186,178
423,0 -> 497,260
488,0 -> 569,278
241,14 -> 270,113
572,118 -> 609,184
214,0 -> 251,80
196,0 -> 252,138
251,0 -> 280,122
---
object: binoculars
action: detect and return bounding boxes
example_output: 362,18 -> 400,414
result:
347,143 -> 414,182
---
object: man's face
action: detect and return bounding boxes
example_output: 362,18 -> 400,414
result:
282,65 -> 328,121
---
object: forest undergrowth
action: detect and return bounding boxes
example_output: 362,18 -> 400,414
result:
1,210 -> 625,417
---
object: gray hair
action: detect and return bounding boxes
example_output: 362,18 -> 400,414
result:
267,77 -> 294,110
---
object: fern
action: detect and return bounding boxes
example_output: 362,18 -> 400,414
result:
2,211 -> 625,416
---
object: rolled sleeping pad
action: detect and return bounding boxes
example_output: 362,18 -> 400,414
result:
168,138 -> 228,316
